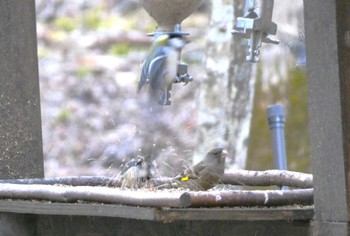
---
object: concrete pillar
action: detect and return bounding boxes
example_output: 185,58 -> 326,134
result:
0,0 -> 43,179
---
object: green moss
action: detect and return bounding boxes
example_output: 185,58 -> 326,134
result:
247,66 -> 310,173
247,66 -> 274,170
284,68 -> 310,172
56,108 -> 71,124
83,7 -> 104,29
54,16 -> 77,32
37,46 -> 48,59
75,65 -> 92,78
82,7 -> 117,30
109,43 -> 131,56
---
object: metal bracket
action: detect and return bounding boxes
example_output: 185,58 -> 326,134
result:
232,0 -> 279,62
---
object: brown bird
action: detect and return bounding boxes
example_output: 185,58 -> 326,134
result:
159,147 -> 228,191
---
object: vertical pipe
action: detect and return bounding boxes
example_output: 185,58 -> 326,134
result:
267,104 -> 287,170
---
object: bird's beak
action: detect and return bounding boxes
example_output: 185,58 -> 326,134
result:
221,149 -> 228,159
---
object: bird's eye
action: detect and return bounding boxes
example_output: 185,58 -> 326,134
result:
213,150 -> 221,155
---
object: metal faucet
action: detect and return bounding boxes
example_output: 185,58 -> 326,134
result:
232,0 -> 279,62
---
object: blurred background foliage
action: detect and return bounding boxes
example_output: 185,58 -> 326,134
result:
36,0 -> 310,177
248,67 -> 310,173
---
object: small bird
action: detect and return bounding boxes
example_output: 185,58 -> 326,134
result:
159,148 -> 228,191
119,156 -> 149,189
138,34 -> 186,105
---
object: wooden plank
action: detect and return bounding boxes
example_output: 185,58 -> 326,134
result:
0,200 -> 157,220
0,0 -> 43,179
36,215 -> 311,236
0,1 -> 43,234
155,206 -> 314,222
0,213 -> 36,236
303,0 -> 350,227
312,221 -> 348,236
0,200 -> 313,222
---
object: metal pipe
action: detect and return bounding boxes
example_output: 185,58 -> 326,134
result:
267,104 -> 288,171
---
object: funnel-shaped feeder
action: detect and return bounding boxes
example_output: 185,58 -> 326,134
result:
140,0 -> 203,32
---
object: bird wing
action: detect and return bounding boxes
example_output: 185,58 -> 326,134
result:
175,161 -> 206,181
148,55 -> 167,81
138,47 -> 168,92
